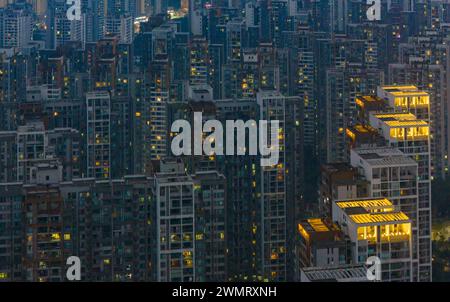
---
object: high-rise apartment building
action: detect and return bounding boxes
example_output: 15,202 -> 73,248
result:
8,121 -> 81,183
0,2 -> 33,48
257,91 -> 304,281
368,111 -> 432,281
23,184 -> 69,282
389,37 -> 450,179
192,171 -> 227,281
332,198 -> 413,282
86,91 -> 111,180
353,86 -> 433,281
153,159 -> 195,281
189,37 -> 210,86
319,163 -> 369,217
214,98 -> 261,281
0,183 -> 23,282
296,218 -> 351,271
145,25 -> 176,164
105,14 -> 133,44
54,11 -> 84,47
350,147 -> 421,278
61,176 -> 154,281
326,66 -> 384,163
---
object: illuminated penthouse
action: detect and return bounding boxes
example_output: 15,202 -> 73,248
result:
377,86 -> 443,180
377,85 -> 449,181
368,111 -> 431,281
332,198 -> 413,282
377,86 -> 430,120
369,113 -> 430,145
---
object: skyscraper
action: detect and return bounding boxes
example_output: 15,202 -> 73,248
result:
0,2 -> 33,48
86,91 -> 111,180
354,86 -> 432,281
153,159 -> 195,281
332,198 -> 413,282
257,91 -> 304,281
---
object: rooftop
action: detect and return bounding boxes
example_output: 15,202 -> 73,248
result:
298,218 -> 342,241
301,265 -> 368,282
352,147 -> 418,167
349,124 -> 378,134
349,212 -> 410,225
355,95 -> 386,109
380,85 -> 429,97
335,198 -> 393,210
307,218 -> 330,232
373,113 -> 429,128
334,198 -> 412,226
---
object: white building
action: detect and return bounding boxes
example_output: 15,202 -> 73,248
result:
332,198 -> 413,282
350,147 -> 422,277
368,110 -> 431,281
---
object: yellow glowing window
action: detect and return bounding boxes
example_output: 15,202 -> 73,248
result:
64,233 -> 71,240
51,233 -> 61,241
0,272 -> 7,279
380,223 -> 411,239
406,126 -> 429,140
390,128 -> 405,140
184,259 -> 193,268
183,250 -> 192,257
252,224 -> 257,234
357,225 -> 377,241
394,97 -> 407,107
